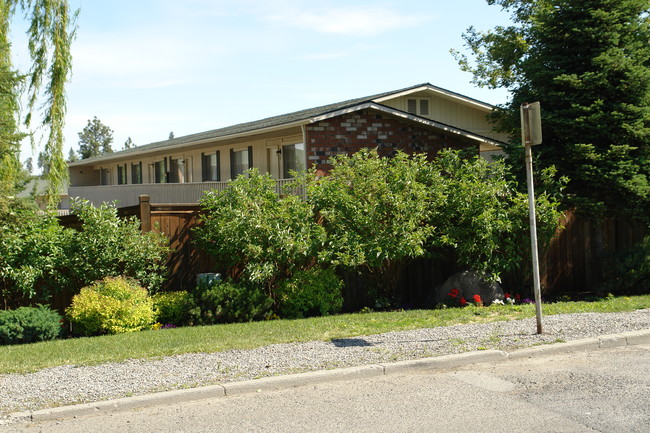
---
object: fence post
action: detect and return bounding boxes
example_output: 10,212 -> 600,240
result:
139,194 -> 151,233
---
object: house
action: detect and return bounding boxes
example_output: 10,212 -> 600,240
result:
67,83 -> 508,207
17,177 -> 70,213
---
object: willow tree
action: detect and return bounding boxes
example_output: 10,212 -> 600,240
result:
0,1 -> 24,195
0,0 -> 77,207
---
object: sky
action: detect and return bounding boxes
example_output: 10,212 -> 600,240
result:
12,0 -> 514,164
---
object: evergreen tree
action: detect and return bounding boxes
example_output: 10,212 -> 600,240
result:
453,0 -> 650,222
123,136 -> 134,150
67,147 -> 78,162
77,116 -> 114,159
37,151 -> 50,175
24,157 -> 33,174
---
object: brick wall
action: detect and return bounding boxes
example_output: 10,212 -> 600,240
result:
305,109 -> 474,172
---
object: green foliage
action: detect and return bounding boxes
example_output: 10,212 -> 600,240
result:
122,137 -> 135,150
64,199 -> 170,293
77,116 -> 114,159
66,277 -> 155,336
601,235 -> 650,295
0,1 -> 26,197
0,200 -> 170,308
24,0 -> 78,208
275,267 -> 344,319
190,278 -> 273,324
454,0 -> 650,222
1,1 -> 77,206
0,305 -> 62,345
152,291 -> 195,326
430,150 -> 564,282
196,149 -> 563,306
195,169 -> 325,290
0,206 -> 69,306
307,149 -> 439,296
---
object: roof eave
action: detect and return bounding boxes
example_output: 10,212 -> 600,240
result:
68,118 -> 312,167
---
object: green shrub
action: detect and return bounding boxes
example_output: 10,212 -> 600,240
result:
0,199 -> 170,309
0,305 -> 62,345
0,207 -> 69,307
152,291 -> 194,326
306,149 -> 436,297
64,200 -> 171,293
190,278 -> 273,324
601,235 -> 650,295
194,169 -> 324,292
275,268 -> 344,318
66,277 -> 156,336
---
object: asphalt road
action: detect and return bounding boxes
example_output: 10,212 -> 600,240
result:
3,344 -> 649,433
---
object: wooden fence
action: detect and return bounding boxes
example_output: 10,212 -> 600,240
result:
541,210 -> 647,294
59,195 -> 214,291
59,196 -> 647,301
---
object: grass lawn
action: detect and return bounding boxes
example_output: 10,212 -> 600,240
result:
1,294 -> 648,374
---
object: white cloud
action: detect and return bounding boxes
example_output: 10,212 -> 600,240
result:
267,5 -> 431,36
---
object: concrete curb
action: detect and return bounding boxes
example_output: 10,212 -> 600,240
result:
10,328 -> 650,423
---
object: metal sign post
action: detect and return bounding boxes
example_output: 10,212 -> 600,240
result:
520,102 -> 543,334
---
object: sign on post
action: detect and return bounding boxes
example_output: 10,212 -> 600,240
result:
521,102 -> 544,334
521,102 -> 542,145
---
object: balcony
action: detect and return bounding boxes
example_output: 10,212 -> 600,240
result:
67,179 -> 303,208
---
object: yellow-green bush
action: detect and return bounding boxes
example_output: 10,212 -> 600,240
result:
66,277 -> 155,335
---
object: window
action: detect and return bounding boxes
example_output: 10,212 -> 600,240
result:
131,162 -> 142,184
230,146 -> 252,179
100,168 -> 110,185
154,159 -> 167,183
406,98 -> 430,116
169,158 -> 181,183
282,143 -> 306,178
202,151 -> 221,181
117,164 -> 127,185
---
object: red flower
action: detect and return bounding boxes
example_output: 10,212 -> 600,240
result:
504,293 -> 511,299
459,297 -> 467,306
449,288 -> 460,297
473,294 -> 482,304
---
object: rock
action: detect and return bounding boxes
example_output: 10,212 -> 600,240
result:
434,270 -> 504,306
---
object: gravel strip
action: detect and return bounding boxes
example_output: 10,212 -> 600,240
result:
1,310 -> 648,419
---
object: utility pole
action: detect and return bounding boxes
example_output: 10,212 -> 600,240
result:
520,102 -> 543,334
